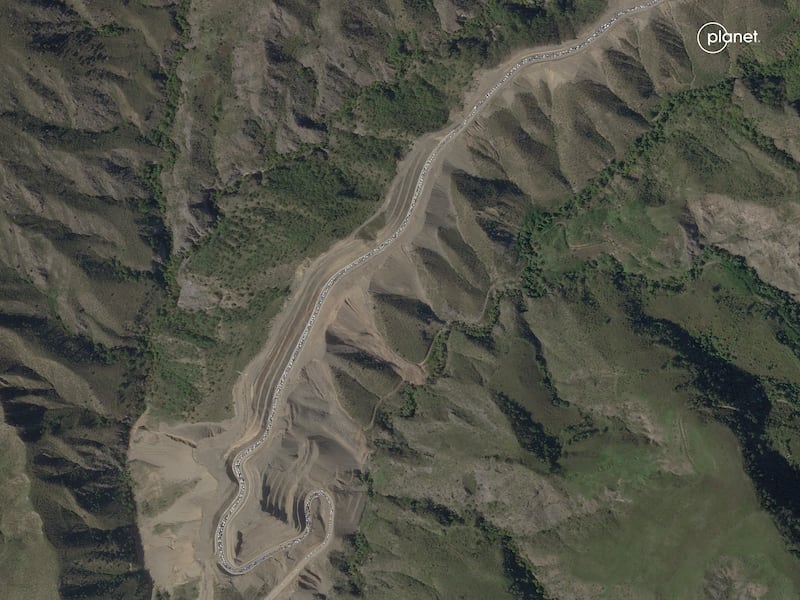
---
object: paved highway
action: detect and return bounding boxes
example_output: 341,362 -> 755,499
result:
214,0 -> 665,586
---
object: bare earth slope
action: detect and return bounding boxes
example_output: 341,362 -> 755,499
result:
0,0 -> 184,597
129,0 -> 800,599
323,1 -> 800,598
131,5 -> 788,593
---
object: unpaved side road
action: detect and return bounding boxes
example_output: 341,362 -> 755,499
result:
217,0 -> 667,588
129,2 -> 670,597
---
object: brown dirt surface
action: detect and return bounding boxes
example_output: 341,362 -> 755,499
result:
689,194 -> 800,299
130,2 -> 690,596
132,0 -> 800,598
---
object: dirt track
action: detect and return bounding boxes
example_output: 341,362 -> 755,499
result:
128,1 -> 669,597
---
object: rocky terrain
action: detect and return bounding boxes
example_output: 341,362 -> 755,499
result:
4,0 -> 800,598
0,0 -> 618,597
0,0 -> 182,597
128,0 -> 800,598
316,1 -> 800,597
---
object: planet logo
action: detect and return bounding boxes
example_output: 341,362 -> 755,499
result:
697,22 -> 760,55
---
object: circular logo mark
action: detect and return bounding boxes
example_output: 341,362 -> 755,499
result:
697,22 -> 729,54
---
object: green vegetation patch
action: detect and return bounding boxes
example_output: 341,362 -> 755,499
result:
345,24 -> 800,600
332,367 -> 382,428
358,75 -> 450,135
373,294 -> 443,363
493,392 -> 561,471
509,61 -> 800,552
331,494 -> 537,599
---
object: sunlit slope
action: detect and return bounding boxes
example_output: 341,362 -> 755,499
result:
0,407 -> 59,599
146,0 -> 623,423
0,0 -> 183,597
325,1 -> 800,597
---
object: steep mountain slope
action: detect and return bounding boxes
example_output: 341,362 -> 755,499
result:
128,2 -> 639,597
6,0 -> 799,598
146,0 -> 618,424
319,1 -> 800,598
129,0 -> 800,597
0,1 -> 624,597
0,0 -> 182,597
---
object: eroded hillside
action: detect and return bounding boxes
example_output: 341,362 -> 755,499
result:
0,0 -> 183,597
320,1 -> 800,598
129,2 -> 646,597
6,0 -> 800,598
2,0 -> 626,597
130,0 -> 800,597
147,0 -> 618,424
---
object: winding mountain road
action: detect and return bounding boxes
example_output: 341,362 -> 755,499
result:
214,0 -> 665,590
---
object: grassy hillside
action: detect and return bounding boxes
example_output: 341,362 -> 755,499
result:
326,3 -> 800,598
148,0 -> 616,422
0,0 -> 654,596
0,0 -> 184,596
